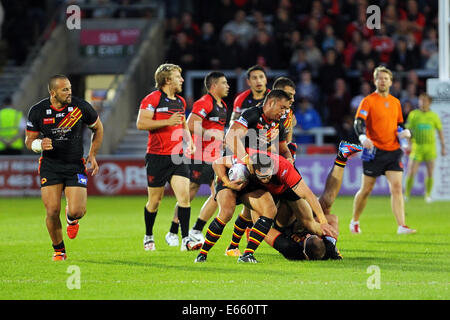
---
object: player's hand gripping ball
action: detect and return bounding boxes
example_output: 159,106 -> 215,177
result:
228,163 -> 250,183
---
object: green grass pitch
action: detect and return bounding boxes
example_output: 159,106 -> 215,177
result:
0,195 -> 449,300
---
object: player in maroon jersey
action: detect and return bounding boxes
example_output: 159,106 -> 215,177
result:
136,63 -> 198,252
165,71 -> 229,247
25,75 -> 104,261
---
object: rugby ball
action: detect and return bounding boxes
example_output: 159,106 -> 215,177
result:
228,163 -> 250,182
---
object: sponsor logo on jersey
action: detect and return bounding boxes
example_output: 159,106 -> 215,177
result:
46,109 -> 52,115
360,110 -> 368,116
43,118 -> 55,124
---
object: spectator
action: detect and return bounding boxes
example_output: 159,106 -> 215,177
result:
221,9 -> 255,48
217,30 -> 244,70
325,78 -> 351,128
303,35 -> 323,74
390,79 -> 403,99
351,39 -> 379,72
402,99 -> 414,121
401,82 -> 419,109
245,29 -> 280,69
399,0 -> 426,44
370,24 -> 395,64
420,28 -> 438,68
251,10 -> 273,36
389,37 -> 418,72
338,114 -> 359,144
306,17 -> 323,47
344,7 -> 374,43
196,22 -> 220,69
289,49 -> 311,83
294,97 -> 322,144
166,32 -> 197,70
273,7 -> 297,65
350,81 -> 372,115
343,30 -> 362,68
176,11 -> 201,43
321,24 -> 336,52
382,4 -> 398,36
295,69 -> 320,108
318,48 -> 346,97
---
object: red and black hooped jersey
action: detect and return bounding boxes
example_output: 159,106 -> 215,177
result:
234,105 -> 287,152
26,96 -> 99,163
139,89 -> 187,155
233,88 -> 270,114
189,93 -> 227,163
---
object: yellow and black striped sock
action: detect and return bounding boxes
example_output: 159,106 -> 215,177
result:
199,217 -> 226,256
243,216 -> 273,256
335,151 -> 347,167
228,214 -> 253,250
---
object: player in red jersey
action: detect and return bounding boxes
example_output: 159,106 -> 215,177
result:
25,75 -> 104,261
136,63 -> 199,252
230,65 -> 270,123
165,71 -> 229,247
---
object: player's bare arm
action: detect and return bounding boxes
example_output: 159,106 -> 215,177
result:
86,118 -> 104,176
224,121 -> 248,162
291,180 -> 338,238
25,131 -> 53,152
136,108 -> 183,131
183,114 -> 195,155
212,156 -> 245,191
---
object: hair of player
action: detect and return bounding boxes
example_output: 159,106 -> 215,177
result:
250,152 -> 273,171
272,77 -> 295,90
204,71 -> 226,90
373,65 -> 393,81
419,92 -> 433,103
246,64 -> 267,79
154,63 -> 182,89
263,89 -> 291,106
48,74 -> 68,92
303,235 -> 326,260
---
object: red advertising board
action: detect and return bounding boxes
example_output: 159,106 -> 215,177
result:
80,29 -> 141,45
0,156 -> 165,197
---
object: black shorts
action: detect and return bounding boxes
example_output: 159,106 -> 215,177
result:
362,148 -> 403,177
272,187 -> 301,204
190,162 -> 214,185
145,153 -> 190,187
39,157 -> 88,188
214,179 -> 262,205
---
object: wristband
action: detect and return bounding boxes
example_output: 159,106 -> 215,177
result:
31,139 -> 42,153
359,134 -> 368,144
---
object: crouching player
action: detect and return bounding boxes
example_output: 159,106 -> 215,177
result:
261,141 -> 363,260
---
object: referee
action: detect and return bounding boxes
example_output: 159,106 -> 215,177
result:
25,75 -> 104,261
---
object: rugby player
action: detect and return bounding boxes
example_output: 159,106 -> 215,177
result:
165,71 -> 229,246
194,155 -> 277,263
136,63 -> 199,251
25,75 -> 104,261
230,64 -> 270,122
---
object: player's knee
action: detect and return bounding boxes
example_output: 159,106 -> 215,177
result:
68,207 -> 86,220
390,181 -> 403,194
45,205 -> 61,218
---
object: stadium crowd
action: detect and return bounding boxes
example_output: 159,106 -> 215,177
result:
0,0 -> 440,146
162,0 -> 438,144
